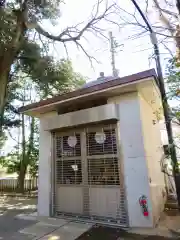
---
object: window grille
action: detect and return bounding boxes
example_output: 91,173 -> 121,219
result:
86,129 -> 117,156
56,159 -> 82,184
56,133 -> 82,184
86,126 -> 119,186
88,158 -> 119,185
53,126 -> 128,226
56,134 -> 81,158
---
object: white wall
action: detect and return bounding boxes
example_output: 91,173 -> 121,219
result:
108,93 -> 154,228
37,88 -> 163,227
37,119 -> 52,216
139,94 -> 166,225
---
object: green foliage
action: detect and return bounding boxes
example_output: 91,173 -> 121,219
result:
1,150 -> 20,174
1,39 -> 85,179
0,0 -> 86,186
0,142 -> 39,177
19,38 -> 85,98
0,132 -> 7,152
166,59 -> 180,97
166,58 -> 180,122
0,8 -> 17,51
0,0 -> 61,56
26,0 -> 61,21
2,57 -> 85,179
3,77 -> 22,129
28,146 -> 39,177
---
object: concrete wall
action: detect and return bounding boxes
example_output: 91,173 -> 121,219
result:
42,103 -> 118,131
138,92 -> 166,225
108,93 -> 154,228
37,84 -> 164,227
37,119 -> 52,216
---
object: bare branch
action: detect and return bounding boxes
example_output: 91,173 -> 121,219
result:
115,18 -> 179,40
35,0 -> 116,43
63,43 -> 69,59
161,41 -> 174,57
145,0 -> 149,13
116,0 -> 178,54
153,0 -> 178,19
152,0 -> 176,36
87,25 -> 109,41
8,129 -> 18,144
38,33 -> 48,55
74,40 -> 99,69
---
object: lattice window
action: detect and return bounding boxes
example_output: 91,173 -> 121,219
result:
88,158 -> 119,185
56,159 -> 82,184
56,134 -> 81,158
86,128 -> 117,156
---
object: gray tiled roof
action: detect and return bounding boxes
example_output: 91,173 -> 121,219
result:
82,76 -> 118,89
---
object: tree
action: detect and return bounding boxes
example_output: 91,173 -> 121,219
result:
166,58 -> 180,123
0,15 -> 86,190
151,0 -> 180,60
0,57 -> 85,192
164,57 -> 180,176
0,0 -> 117,133
0,132 -> 7,156
115,1 -> 180,62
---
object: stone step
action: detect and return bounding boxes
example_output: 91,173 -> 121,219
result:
165,201 -> 179,209
167,199 -> 177,204
166,193 -> 178,209
167,194 -> 177,201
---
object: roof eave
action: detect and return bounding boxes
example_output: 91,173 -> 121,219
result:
19,69 -> 157,115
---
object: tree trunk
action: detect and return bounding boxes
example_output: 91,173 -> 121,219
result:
0,8 -> 27,133
18,112 -> 26,193
26,117 -> 35,177
27,117 -> 35,159
0,72 -> 8,134
17,164 -> 27,193
0,51 -> 20,134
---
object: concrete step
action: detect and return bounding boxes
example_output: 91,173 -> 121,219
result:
167,194 -> 177,201
165,193 -> 178,209
167,199 -> 177,204
165,201 -> 178,209
19,220 -> 93,240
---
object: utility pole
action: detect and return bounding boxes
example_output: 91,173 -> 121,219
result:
177,0 -> 180,14
130,0 -> 180,207
109,31 -> 118,77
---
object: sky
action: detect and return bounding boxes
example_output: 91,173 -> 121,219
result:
44,0 -> 161,80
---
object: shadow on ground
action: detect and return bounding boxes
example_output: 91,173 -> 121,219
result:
0,196 -> 37,239
75,225 -> 180,240
0,196 -> 37,216
76,209 -> 180,240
